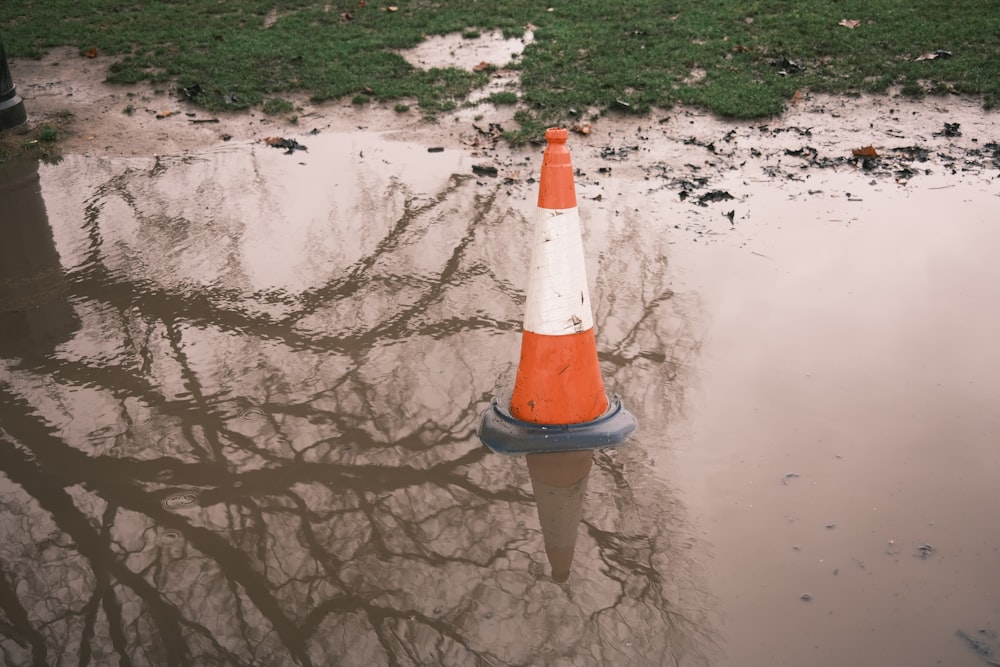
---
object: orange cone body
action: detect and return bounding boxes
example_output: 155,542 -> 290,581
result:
510,128 -> 609,425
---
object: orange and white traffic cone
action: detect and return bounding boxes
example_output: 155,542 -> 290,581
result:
478,128 -> 637,582
510,126 -> 607,425
478,127 -> 636,455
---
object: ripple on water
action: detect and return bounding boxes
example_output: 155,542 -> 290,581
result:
160,491 -> 199,510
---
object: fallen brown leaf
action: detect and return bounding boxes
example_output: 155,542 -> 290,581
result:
852,145 -> 879,158
915,50 -> 952,61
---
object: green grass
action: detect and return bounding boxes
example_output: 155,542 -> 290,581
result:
2,0 -> 998,143
486,92 -> 519,106
34,124 -> 58,142
262,97 -> 296,115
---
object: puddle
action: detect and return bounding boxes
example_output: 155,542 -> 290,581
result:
0,112 -> 998,666
0,157 -> 80,359
399,29 -> 534,109
398,29 -> 534,72
664,169 -> 1000,667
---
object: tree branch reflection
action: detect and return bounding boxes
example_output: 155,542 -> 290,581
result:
0,146 -> 714,665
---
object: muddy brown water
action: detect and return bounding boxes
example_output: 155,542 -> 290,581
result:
0,125 -> 997,666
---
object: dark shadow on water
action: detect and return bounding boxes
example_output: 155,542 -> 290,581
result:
0,157 -> 80,359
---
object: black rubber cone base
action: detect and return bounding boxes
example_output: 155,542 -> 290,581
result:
478,393 -> 637,455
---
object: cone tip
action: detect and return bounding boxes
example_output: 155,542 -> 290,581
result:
545,127 -> 569,144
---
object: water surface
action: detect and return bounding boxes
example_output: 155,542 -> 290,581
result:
1,125 -> 997,666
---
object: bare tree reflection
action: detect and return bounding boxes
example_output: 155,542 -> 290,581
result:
0,146 -> 713,666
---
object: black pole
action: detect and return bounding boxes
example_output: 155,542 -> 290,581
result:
0,37 -> 28,130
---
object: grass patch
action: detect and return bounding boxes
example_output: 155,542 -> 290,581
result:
487,91 -> 518,106
262,97 -> 296,115
35,124 -> 58,142
0,120 -> 68,164
2,0 -> 998,137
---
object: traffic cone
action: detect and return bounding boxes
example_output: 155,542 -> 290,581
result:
478,127 -> 636,455
510,127 -> 607,425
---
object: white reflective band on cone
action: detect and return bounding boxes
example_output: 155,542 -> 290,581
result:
522,207 -> 595,336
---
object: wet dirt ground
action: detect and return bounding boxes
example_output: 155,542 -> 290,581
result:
2,41 -> 1000,666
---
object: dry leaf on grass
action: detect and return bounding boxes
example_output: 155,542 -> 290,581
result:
915,50 -> 953,61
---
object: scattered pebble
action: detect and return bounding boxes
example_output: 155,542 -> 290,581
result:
472,164 -> 498,177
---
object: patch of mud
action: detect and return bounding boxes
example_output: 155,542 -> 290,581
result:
391,28 -> 535,116
397,29 -> 534,72
3,47 -> 444,159
6,48 -> 998,196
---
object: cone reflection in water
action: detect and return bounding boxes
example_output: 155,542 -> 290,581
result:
526,450 -> 592,582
